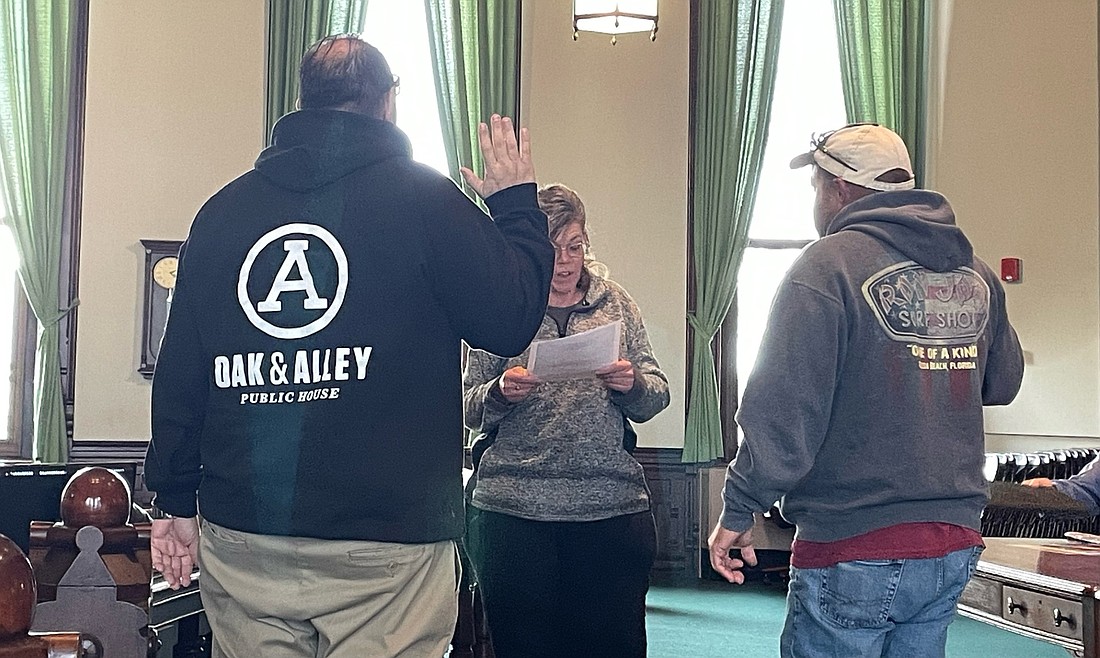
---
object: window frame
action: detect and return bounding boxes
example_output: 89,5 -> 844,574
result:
59,0 -> 90,449
0,0 -> 87,458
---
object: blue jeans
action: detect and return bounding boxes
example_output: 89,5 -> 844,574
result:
780,545 -> 983,658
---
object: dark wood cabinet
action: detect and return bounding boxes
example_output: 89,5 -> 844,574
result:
958,537 -> 1100,657
636,448 -> 698,579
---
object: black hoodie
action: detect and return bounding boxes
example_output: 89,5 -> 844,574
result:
145,109 -> 554,543
720,189 -> 1024,542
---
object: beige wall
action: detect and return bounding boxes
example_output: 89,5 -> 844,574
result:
927,0 -> 1100,448
521,2 -> 689,448
75,0 -> 691,445
74,1 -> 265,440
72,1 -> 1100,453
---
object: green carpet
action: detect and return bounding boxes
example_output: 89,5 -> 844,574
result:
646,579 -> 1068,657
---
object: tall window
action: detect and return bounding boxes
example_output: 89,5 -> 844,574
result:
0,193 -> 32,458
735,3 -> 846,401
360,3 -> 449,176
0,203 -> 21,453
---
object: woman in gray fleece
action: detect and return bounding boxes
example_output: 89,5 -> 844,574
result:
463,184 -> 670,658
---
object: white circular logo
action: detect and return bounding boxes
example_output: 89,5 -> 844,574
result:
237,223 -> 348,339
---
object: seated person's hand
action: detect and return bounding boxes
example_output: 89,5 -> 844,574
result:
1022,477 -> 1055,488
499,366 -> 540,403
596,359 -> 636,392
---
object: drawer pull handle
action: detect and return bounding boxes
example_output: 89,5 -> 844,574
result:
1006,597 -> 1027,615
1052,607 -> 1076,629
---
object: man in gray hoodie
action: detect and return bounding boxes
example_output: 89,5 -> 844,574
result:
708,123 -> 1023,658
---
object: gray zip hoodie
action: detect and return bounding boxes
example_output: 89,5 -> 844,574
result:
720,189 -> 1024,542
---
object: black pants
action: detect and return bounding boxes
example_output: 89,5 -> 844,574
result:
465,508 -> 657,658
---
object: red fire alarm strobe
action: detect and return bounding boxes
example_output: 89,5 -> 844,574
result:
1000,257 -> 1022,283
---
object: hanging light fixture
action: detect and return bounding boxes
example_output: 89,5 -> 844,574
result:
573,1 -> 658,45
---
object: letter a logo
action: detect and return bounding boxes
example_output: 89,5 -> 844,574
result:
257,240 -> 329,313
238,223 -> 348,339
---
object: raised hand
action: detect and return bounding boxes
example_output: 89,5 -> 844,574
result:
460,115 -> 534,200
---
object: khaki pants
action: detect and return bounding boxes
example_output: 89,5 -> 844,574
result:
198,520 -> 459,658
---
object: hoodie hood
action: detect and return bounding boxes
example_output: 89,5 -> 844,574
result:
255,109 -> 412,192
826,189 -> 972,273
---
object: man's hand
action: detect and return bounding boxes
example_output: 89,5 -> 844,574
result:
708,523 -> 757,585
460,114 -> 534,200
151,517 -> 200,590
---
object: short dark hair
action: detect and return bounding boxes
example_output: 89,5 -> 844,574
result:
298,35 -> 394,116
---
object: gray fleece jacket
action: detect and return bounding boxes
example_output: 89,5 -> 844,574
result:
464,275 -> 670,522
720,189 -> 1024,542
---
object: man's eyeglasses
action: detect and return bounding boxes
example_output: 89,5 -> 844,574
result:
391,75 -> 400,96
552,241 -> 587,259
809,122 -> 877,173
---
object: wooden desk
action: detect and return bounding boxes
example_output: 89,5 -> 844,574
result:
959,538 -> 1100,657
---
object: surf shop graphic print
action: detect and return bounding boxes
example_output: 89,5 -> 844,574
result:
862,261 -> 990,372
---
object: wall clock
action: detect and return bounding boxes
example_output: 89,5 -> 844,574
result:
139,239 -> 182,379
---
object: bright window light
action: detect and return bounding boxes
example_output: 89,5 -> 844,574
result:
0,221 -> 18,443
361,3 -> 450,176
737,2 -> 847,403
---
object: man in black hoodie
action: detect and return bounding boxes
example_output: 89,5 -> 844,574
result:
143,35 -> 553,657
708,123 -> 1023,658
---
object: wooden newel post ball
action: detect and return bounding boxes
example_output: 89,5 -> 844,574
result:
59,467 -> 132,529
0,533 -> 36,639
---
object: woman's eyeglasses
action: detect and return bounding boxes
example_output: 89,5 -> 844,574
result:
552,241 -> 587,259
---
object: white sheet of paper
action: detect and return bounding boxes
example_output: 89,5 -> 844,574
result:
527,320 -> 621,381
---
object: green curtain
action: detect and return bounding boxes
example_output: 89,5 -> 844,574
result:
0,1 -> 77,462
424,0 -> 519,198
833,0 -> 927,186
264,0 -> 368,142
683,0 -> 785,464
